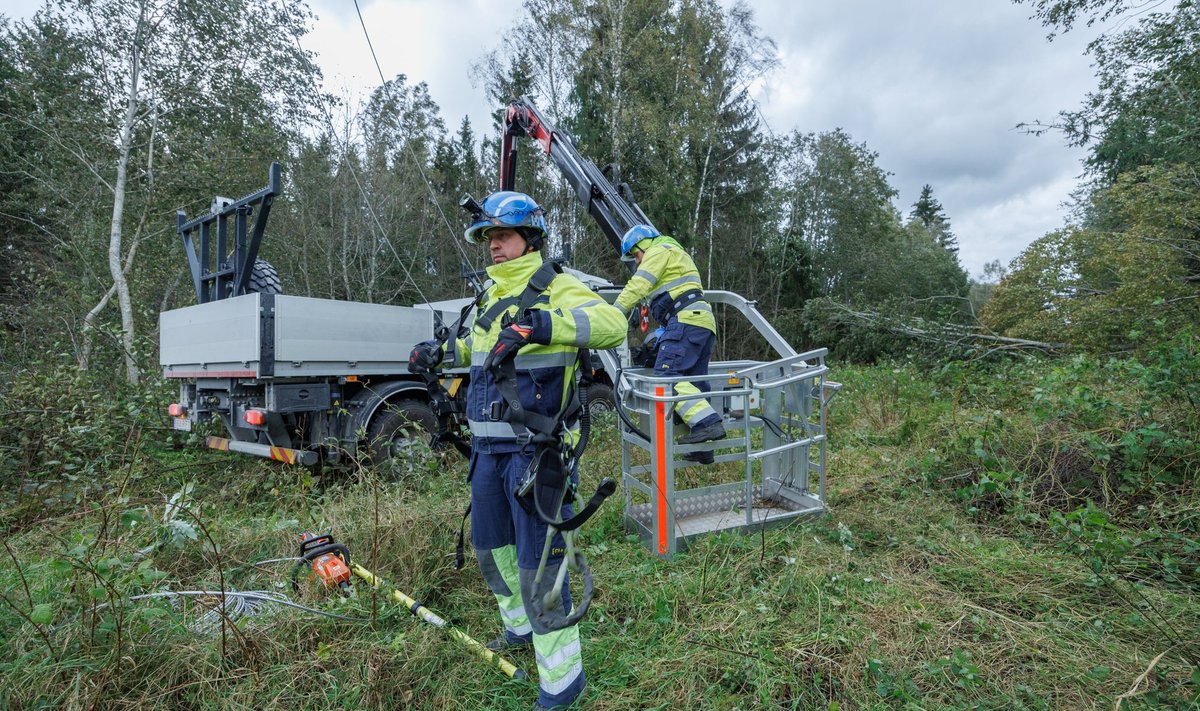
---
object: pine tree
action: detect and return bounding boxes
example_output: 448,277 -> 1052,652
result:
910,184 -> 958,255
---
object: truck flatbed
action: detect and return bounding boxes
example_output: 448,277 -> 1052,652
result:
160,293 -> 457,379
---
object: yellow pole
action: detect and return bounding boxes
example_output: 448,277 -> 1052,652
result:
350,563 -> 528,681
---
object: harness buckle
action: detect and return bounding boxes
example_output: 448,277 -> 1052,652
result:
488,400 -> 508,421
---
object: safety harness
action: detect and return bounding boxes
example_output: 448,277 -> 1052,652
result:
455,260 -> 616,633
649,287 -> 706,325
423,299 -> 478,459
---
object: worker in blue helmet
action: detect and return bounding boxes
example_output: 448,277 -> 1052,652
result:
615,224 -> 726,463
462,190 -> 549,250
410,190 -> 625,710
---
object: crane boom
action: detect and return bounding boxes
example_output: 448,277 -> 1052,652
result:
500,97 -> 655,260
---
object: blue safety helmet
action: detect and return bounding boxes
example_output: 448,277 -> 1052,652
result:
620,224 -> 659,261
463,191 -> 548,247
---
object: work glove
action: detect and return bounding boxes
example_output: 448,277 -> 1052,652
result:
484,319 -> 534,372
632,327 -> 665,368
408,339 -> 443,374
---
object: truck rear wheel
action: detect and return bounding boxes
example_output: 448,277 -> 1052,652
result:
585,382 -> 616,416
366,399 -> 436,462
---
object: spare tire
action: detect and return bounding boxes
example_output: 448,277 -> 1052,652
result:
246,258 -> 283,295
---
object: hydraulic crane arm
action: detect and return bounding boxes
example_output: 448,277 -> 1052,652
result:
500,97 -> 655,260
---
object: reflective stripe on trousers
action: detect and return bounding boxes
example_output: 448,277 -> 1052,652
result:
477,544 -> 533,638
675,380 -> 718,427
654,321 -> 720,428
471,449 -> 587,707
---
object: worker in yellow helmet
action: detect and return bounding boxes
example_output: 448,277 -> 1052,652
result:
614,224 -> 725,463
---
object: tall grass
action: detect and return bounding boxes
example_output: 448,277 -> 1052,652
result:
1,354 -> 1197,709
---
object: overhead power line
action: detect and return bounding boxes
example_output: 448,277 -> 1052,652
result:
351,0 -> 480,288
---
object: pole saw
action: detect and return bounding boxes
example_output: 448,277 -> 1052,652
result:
291,531 -> 528,681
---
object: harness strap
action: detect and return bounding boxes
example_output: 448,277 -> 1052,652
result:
651,287 -> 706,322
475,296 -> 519,332
527,260 -> 562,295
426,297 -> 478,459
454,502 -> 471,570
489,259 -> 572,440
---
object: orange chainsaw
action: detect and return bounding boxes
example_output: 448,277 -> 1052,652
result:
291,532 -> 352,592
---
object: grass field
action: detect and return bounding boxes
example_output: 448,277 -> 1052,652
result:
1,361 -> 1197,710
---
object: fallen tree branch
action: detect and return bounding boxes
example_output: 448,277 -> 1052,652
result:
817,301 -> 1066,353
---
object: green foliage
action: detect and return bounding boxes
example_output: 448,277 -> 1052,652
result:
772,131 -> 969,351
982,164 -> 1200,353
1002,1 -> 1200,369
2,362 -> 1200,707
909,183 -> 958,255
1018,0 -> 1200,186
0,358 -> 173,528
775,129 -> 901,302
800,295 -> 976,363
0,0 -> 324,381
926,343 -> 1199,595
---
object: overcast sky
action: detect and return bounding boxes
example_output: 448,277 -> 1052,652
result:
1,0 -> 1100,280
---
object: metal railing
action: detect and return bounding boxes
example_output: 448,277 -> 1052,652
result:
618,348 -> 834,558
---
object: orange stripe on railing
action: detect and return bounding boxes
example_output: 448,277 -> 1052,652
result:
655,386 -> 668,555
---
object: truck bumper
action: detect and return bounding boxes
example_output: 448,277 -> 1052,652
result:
206,436 -> 317,466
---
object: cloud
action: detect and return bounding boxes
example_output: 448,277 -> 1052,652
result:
745,0 -> 1099,277
305,0 -> 521,133
1,0 -> 1103,278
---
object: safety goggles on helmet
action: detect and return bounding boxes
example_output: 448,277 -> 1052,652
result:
463,191 -> 548,244
620,224 -> 660,261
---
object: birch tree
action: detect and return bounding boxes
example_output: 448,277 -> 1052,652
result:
8,0 -> 321,383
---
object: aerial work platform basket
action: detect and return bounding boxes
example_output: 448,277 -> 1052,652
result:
616,292 -> 836,558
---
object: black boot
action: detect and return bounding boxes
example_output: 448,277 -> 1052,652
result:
682,450 -> 715,465
485,635 -> 532,652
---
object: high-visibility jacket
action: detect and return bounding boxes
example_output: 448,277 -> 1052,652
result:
446,251 -> 626,452
614,235 -> 716,333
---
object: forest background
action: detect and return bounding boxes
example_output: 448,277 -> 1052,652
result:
0,0 -> 1198,708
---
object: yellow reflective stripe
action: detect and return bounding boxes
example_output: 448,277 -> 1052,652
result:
678,399 -> 718,427
499,603 -> 529,623
533,627 -> 584,692
488,546 -> 532,636
539,662 -> 584,695
536,637 -> 582,676
674,381 -> 718,426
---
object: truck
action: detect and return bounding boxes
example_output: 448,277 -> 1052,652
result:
159,161 -> 621,467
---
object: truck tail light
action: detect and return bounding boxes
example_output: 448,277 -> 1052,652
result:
243,409 -> 266,426
169,403 -> 187,417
